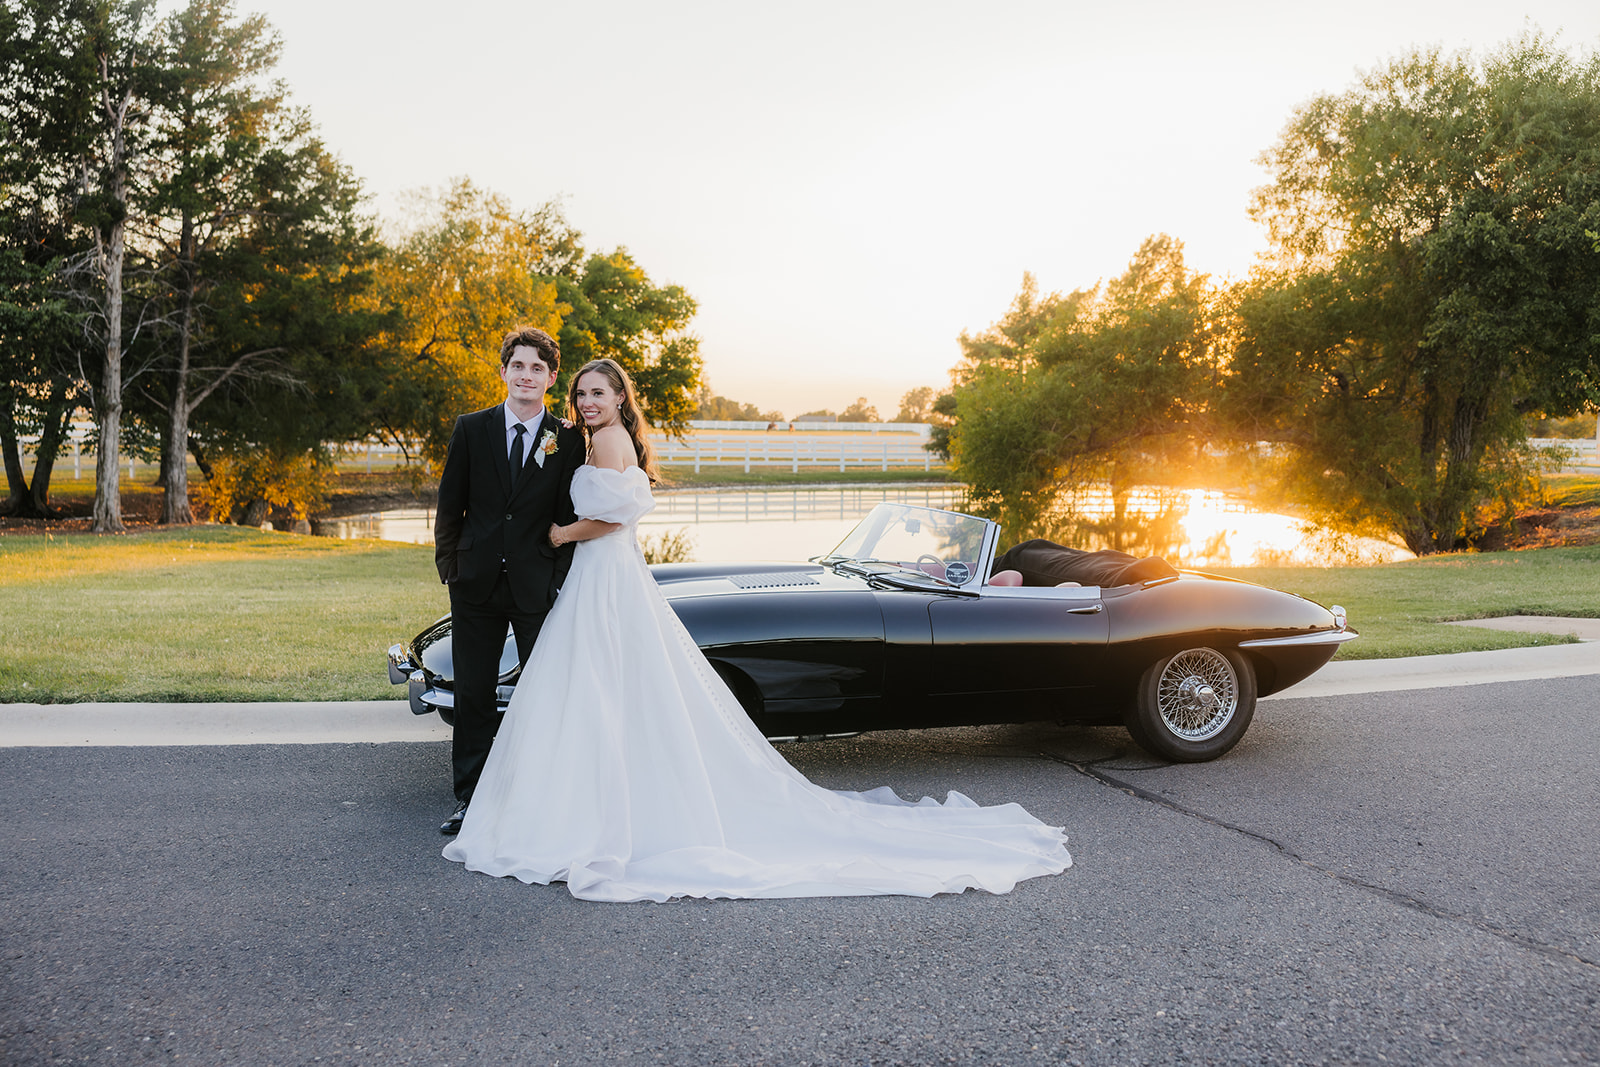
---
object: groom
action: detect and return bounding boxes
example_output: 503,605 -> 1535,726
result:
433,326 -> 586,834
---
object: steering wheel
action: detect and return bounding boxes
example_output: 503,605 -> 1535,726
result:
916,554 -> 944,576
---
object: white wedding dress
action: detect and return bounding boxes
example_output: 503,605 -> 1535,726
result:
442,465 -> 1071,901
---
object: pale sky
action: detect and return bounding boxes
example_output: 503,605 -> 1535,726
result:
251,0 -> 1600,418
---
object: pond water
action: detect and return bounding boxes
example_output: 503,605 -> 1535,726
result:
316,484 -> 1412,567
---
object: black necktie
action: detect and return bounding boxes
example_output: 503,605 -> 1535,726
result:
510,422 -> 527,472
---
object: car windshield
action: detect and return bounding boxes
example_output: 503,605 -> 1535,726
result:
819,504 -> 991,588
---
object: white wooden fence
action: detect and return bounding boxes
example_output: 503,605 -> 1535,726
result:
651,434 -> 938,472
1529,438 -> 1600,466
16,427 -> 941,476
22,425 -> 1594,477
288,431 -> 942,473
687,420 -> 932,434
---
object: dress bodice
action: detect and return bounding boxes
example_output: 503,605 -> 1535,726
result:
571,464 -> 655,526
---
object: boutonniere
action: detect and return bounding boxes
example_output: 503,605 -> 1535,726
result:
534,428 -> 559,467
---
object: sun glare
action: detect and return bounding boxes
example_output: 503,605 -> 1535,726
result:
1176,489 -> 1413,568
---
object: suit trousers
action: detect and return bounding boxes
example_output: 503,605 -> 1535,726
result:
448,568 -> 550,804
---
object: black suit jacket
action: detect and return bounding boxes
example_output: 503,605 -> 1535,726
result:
433,404 -> 587,611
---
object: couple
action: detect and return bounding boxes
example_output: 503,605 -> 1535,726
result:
433,326 -> 1071,902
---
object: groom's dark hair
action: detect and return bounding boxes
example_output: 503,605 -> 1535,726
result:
500,326 -> 560,374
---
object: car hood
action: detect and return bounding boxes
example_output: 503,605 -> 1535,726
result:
650,561 -> 854,600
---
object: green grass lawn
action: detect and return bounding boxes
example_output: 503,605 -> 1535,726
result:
2,527 -> 1596,703
1219,543 -> 1600,659
1,526 -> 447,703
1543,470 -> 1600,508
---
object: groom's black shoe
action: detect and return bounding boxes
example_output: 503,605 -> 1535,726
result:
440,802 -> 468,835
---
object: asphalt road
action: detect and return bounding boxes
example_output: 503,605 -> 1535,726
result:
4,671 -> 1599,1066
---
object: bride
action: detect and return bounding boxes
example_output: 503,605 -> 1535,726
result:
442,358 -> 1071,901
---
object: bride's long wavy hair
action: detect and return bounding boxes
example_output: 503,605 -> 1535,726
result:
567,358 -> 658,481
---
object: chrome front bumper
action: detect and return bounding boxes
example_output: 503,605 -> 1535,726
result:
388,643 -> 450,716
387,644 -> 512,717
1238,606 -> 1359,649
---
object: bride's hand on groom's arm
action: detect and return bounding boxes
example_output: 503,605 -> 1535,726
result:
549,520 -> 623,548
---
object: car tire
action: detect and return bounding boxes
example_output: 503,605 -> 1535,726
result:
1124,646 -> 1256,762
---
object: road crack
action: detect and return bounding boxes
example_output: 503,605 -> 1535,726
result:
1044,751 -> 1600,973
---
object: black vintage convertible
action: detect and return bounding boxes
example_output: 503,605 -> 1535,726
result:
387,502 -> 1356,762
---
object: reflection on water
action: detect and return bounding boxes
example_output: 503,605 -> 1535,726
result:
314,484 -> 1413,567
1172,490 -> 1410,567
317,508 -> 436,544
1037,487 -> 1411,567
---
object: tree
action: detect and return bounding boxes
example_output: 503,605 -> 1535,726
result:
132,0 -> 383,524
4,0 -> 392,526
73,0 -> 161,531
943,239 -> 1215,548
136,0 -> 283,522
369,180 -> 565,465
926,389 -> 957,460
175,161 -> 388,525
0,248 -> 84,516
370,186 -> 705,461
692,382 -> 780,421
694,392 -> 751,420
544,247 -> 703,434
839,397 -> 879,423
1234,34 -> 1600,554
892,386 -> 934,423
1,0 -> 165,531
1,0 -> 98,517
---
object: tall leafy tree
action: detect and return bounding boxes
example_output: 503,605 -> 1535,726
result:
72,0 -> 160,531
0,248 -> 83,515
544,247 -> 703,434
174,146 -> 388,521
132,0 -> 382,523
373,184 -> 705,460
369,179 -> 566,466
945,237 -> 1215,548
1,1 -> 88,516
1234,34 -> 1600,554
5,0 -> 392,525
1,0 -> 163,531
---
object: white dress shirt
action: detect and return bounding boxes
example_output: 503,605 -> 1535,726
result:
504,406 -> 546,469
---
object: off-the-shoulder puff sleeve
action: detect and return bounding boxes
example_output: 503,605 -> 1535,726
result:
571,465 -> 656,524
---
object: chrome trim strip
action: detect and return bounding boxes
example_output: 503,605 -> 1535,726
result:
768,732 -> 862,744
976,517 -> 999,587
1239,629 -> 1361,648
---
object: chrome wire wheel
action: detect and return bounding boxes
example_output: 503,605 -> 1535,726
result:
1155,648 -> 1238,742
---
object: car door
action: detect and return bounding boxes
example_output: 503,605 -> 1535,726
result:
921,587 -> 1110,720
